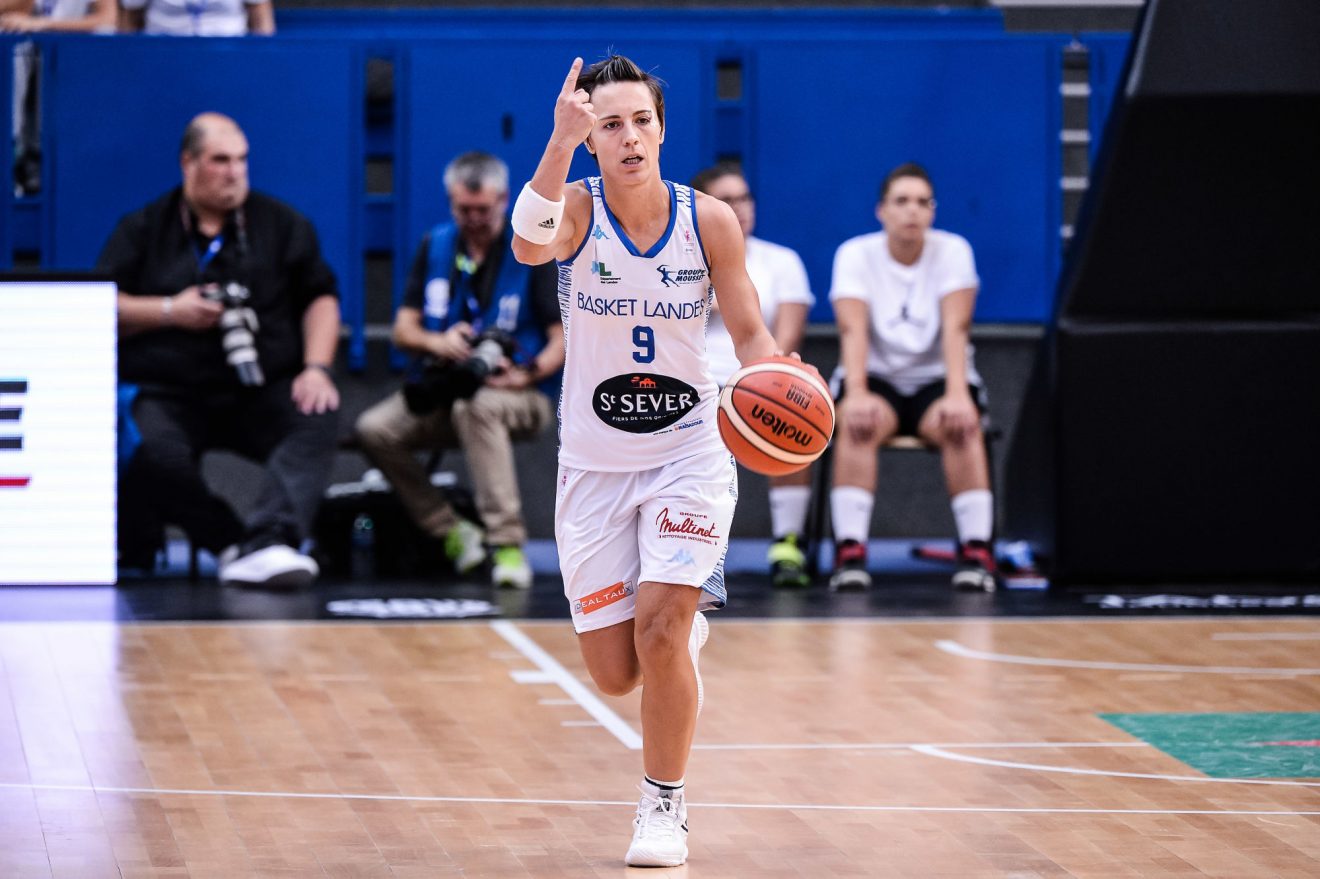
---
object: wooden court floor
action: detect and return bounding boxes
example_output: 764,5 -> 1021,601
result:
1,616 -> 1318,878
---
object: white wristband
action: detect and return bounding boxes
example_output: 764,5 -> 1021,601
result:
511,182 -> 565,245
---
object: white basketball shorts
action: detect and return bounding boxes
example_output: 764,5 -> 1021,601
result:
556,446 -> 738,634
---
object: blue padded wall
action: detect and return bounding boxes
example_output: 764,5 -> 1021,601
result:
398,39 -> 709,314
44,37 -> 363,360
751,37 -> 1062,323
2,15 -> 1136,351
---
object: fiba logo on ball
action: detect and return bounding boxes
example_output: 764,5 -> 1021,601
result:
717,357 -> 834,476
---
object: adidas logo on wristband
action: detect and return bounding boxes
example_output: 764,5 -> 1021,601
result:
538,218 -> 556,229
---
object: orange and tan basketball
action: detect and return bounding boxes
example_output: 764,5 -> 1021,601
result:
718,356 -> 835,475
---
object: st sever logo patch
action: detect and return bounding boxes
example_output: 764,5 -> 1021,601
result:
593,373 -> 698,434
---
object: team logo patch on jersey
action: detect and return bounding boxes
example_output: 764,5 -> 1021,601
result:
591,225 -> 610,240
593,373 -> 700,433
591,261 -> 620,285
656,265 -> 707,287
574,579 -> 635,615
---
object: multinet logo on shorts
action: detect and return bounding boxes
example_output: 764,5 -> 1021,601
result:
655,507 -> 720,544
574,579 -> 636,615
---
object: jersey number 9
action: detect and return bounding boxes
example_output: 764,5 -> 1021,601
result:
632,325 -> 655,363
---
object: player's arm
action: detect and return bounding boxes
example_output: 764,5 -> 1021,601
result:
771,250 -> 812,354
247,0 -> 275,35
833,296 -> 885,443
933,287 -> 980,441
512,57 -> 597,266
772,303 -> 809,358
696,194 -> 776,365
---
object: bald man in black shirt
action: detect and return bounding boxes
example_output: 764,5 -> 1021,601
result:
101,112 -> 341,588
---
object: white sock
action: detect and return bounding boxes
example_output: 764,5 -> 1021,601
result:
830,486 -> 873,544
951,489 -> 994,544
769,486 -> 811,539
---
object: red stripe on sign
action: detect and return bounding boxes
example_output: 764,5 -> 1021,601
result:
0,476 -> 31,487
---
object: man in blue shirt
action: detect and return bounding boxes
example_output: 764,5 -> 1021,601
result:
355,152 -> 564,589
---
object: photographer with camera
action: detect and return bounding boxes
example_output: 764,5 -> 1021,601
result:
355,151 -> 563,590
101,112 -> 341,588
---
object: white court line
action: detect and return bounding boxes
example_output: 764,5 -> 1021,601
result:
694,741 -> 1147,752
6,616 -> 1317,631
0,781 -> 1315,816
490,620 -> 642,750
1213,633 -> 1320,641
936,639 -> 1320,676
912,745 -> 1320,788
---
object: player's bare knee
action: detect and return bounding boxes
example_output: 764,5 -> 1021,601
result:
946,424 -> 983,451
590,663 -> 642,697
633,613 -> 687,669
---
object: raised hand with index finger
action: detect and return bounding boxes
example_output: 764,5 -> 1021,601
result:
552,57 -> 597,150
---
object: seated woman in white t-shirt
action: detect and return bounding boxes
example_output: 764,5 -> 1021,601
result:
691,163 -> 817,589
828,163 -> 996,593
118,0 -> 274,36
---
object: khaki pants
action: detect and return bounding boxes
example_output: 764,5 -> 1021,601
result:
354,387 -> 552,547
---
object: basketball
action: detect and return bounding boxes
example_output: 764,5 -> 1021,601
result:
718,356 -> 835,476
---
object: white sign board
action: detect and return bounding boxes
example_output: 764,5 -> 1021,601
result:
0,280 -> 117,584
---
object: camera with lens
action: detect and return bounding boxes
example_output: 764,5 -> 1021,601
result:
403,327 -> 517,414
203,281 -> 264,387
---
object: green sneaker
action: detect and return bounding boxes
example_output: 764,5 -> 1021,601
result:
768,534 -> 811,588
491,545 -> 533,590
444,520 -> 486,574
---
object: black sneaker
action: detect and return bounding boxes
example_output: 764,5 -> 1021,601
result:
952,540 -> 998,592
828,539 -> 871,591
768,534 -> 810,588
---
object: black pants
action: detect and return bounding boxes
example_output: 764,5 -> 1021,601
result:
119,378 -> 338,558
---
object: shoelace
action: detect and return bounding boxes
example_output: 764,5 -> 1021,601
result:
634,791 -> 684,839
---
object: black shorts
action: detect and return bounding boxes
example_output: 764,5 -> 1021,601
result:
835,377 -> 987,438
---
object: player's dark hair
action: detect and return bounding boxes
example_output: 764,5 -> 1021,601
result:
690,162 -> 745,195
878,162 -> 934,203
578,54 -> 667,131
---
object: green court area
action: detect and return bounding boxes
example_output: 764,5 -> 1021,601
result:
1101,712 -> 1320,779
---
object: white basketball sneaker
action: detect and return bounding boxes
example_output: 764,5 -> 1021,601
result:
218,544 -> 318,589
689,611 -> 709,717
624,787 -> 689,867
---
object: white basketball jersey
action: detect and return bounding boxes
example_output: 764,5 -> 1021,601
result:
556,177 -> 725,471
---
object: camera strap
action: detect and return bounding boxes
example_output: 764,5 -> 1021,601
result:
180,200 -> 248,280
450,252 -> 486,334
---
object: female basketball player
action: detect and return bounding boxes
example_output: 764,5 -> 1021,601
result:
511,55 -> 779,867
